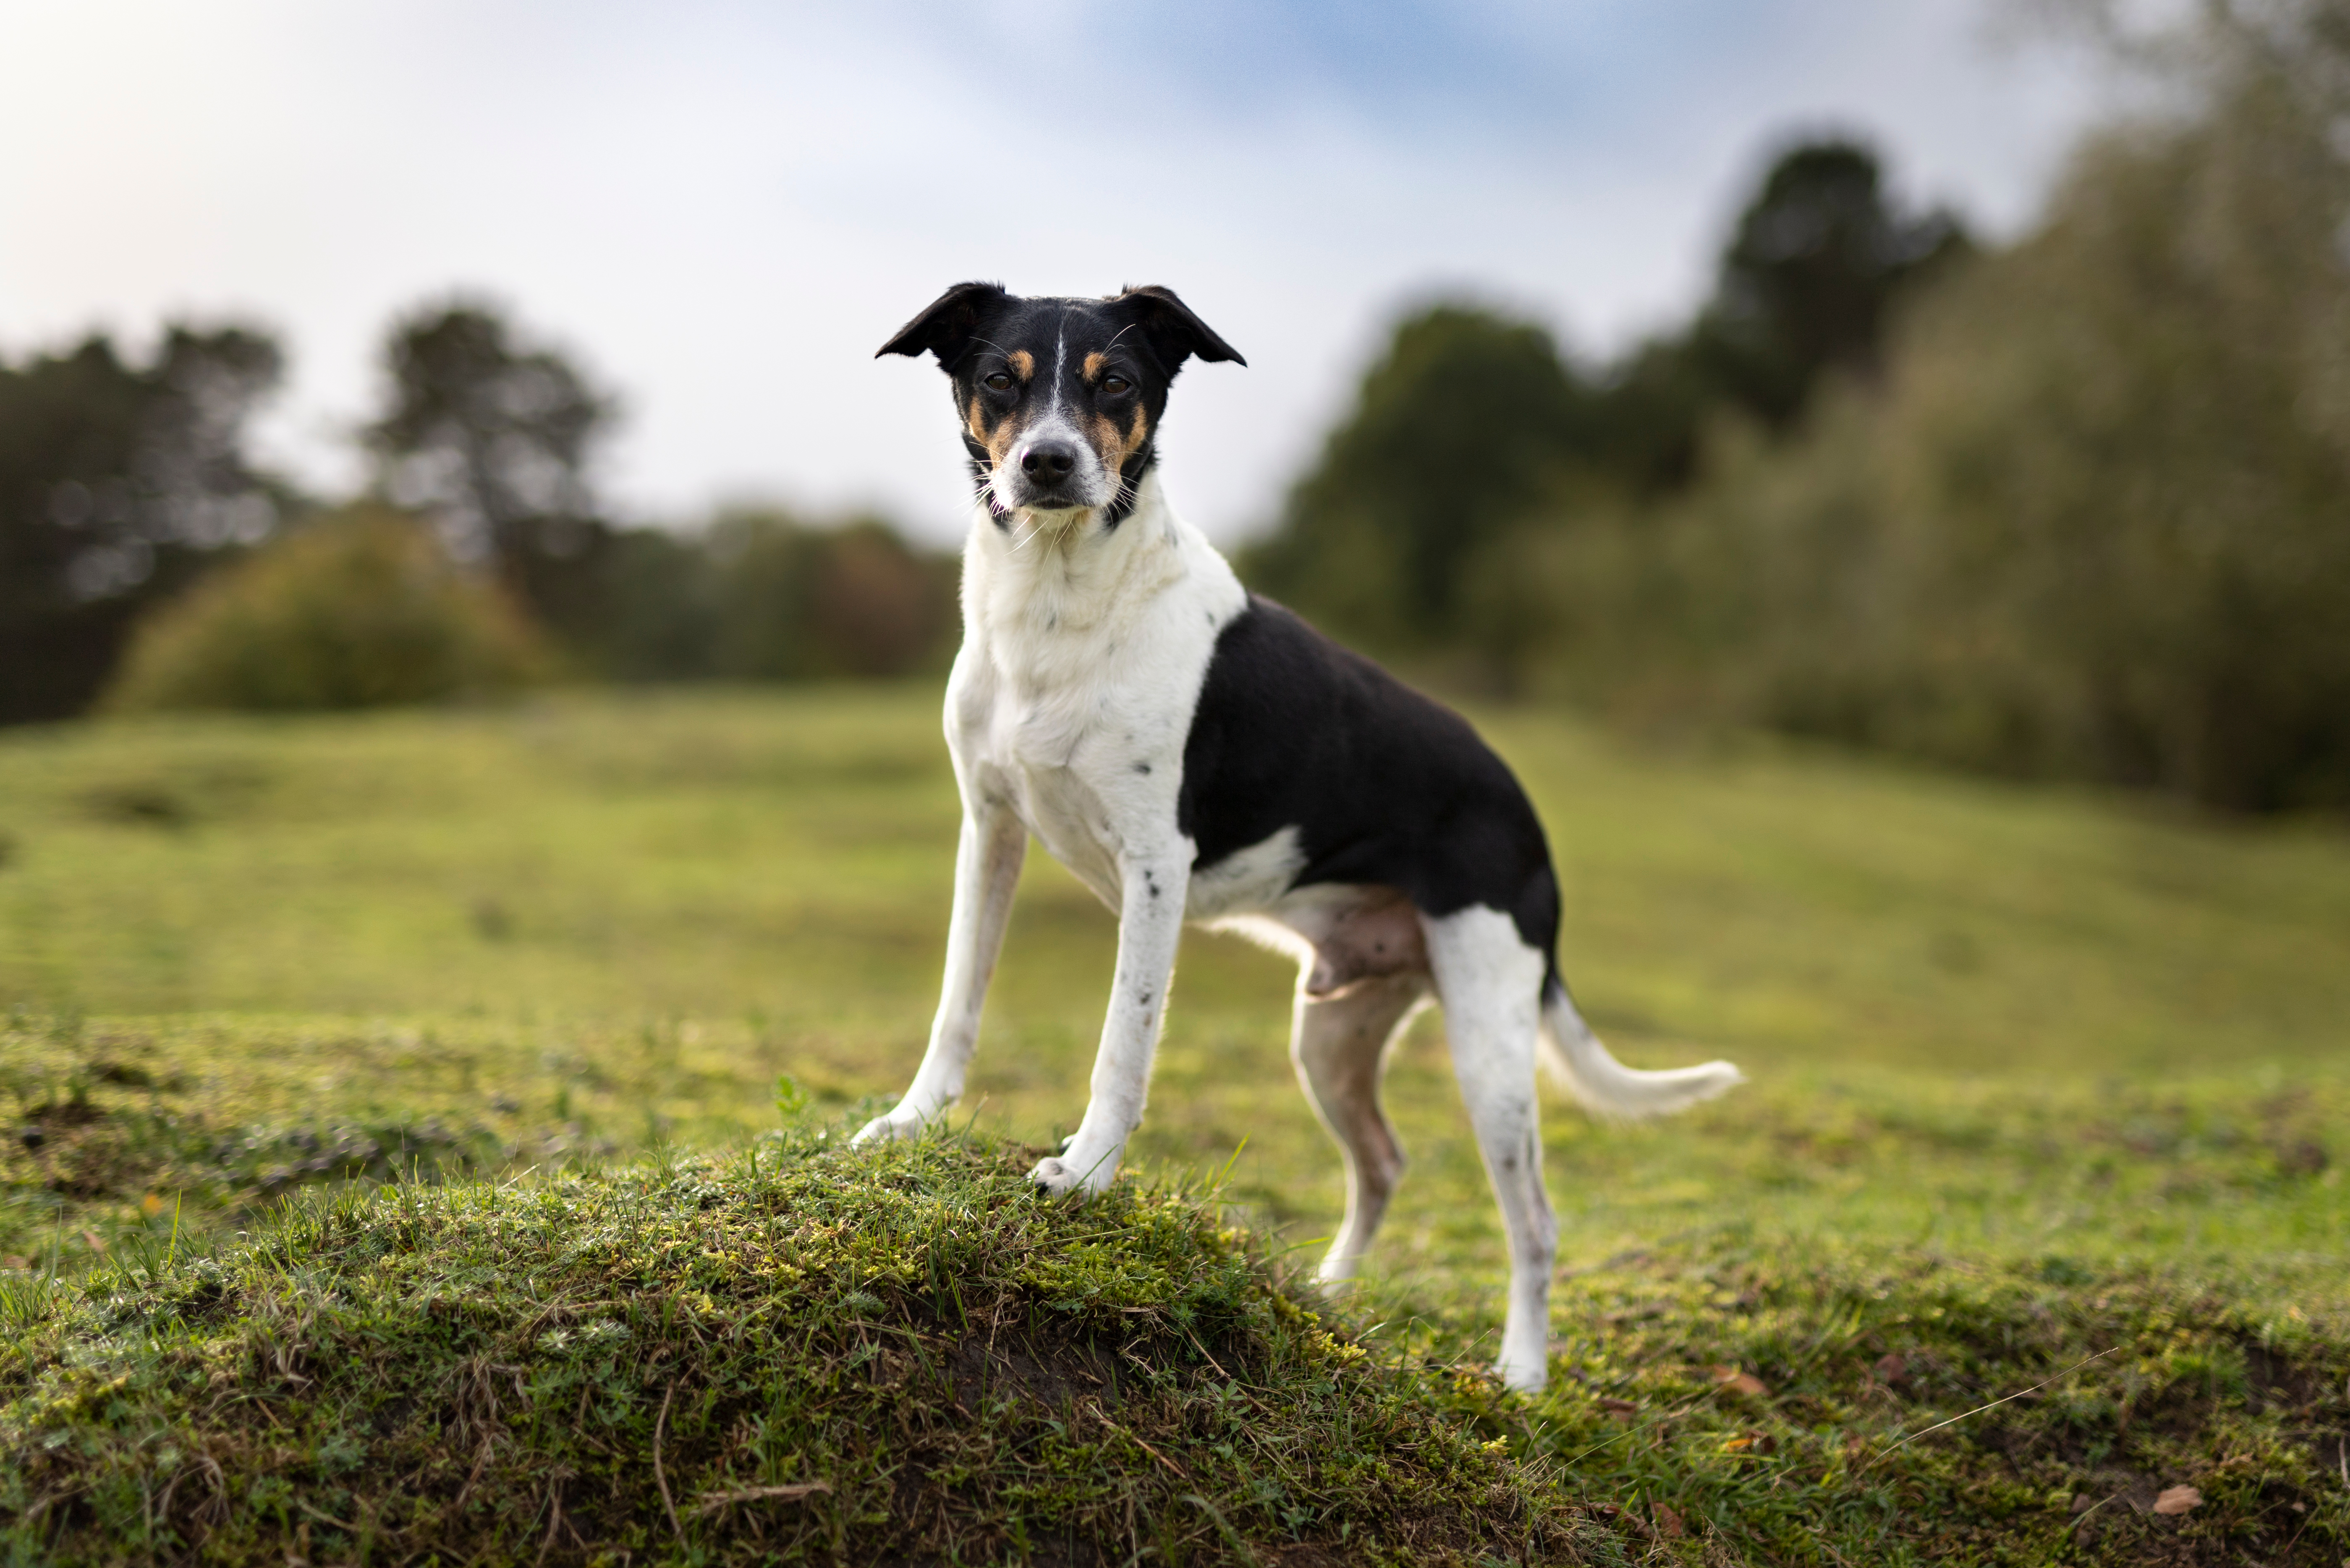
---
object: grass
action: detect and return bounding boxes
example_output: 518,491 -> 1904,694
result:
1,683 -> 2346,1562
2,1130 -> 1586,1565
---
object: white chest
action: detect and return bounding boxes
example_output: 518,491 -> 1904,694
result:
947,487 -> 1247,909
983,685 -> 1131,905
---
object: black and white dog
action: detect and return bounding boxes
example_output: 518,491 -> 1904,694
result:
857,283 -> 1740,1393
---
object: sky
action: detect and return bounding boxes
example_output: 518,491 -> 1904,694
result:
0,0 -> 2114,544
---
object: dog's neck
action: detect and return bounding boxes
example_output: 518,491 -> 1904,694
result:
961,469 -> 1199,652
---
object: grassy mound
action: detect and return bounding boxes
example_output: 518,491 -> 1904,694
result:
0,1130 -> 1583,1566
4,1127 -> 2349,1565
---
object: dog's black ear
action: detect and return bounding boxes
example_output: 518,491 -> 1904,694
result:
1114,285 -> 1246,372
876,282 -> 1010,366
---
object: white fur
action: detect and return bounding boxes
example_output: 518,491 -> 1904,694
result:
855,473 -> 1242,1195
1420,906 -> 1556,1390
1186,826 -> 1305,920
1538,990 -> 1744,1120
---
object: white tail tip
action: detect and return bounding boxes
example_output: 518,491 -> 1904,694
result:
1539,990 -> 1743,1122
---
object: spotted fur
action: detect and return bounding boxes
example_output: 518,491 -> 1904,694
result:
864,284 -> 1740,1393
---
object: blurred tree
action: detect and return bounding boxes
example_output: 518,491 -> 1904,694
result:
1242,305 -> 1599,649
1593,139 -> 1971,491
707,510 -> 958,681
1701,140 -> 1970,421
1243,140 -> 1967,667
363,301 -> 615,635
586,527 -> 724,681
0,325 -> 284,723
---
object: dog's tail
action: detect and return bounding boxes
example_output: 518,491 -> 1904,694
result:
1537,974 -> 1743,1121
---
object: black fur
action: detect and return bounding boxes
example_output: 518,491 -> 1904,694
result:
1178,595 -> 1562,969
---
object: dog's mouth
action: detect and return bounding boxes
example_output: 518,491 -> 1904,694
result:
988,467 -> 1101,517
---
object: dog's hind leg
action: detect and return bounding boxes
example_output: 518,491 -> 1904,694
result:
1422,905 -> 1556,1394
1291,971 -> 1426,1284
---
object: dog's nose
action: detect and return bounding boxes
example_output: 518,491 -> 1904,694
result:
1020,440 -> 1078,482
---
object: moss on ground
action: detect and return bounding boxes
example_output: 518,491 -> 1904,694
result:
4,1123 -> 2345,1566
1,1130 -> 1590,1566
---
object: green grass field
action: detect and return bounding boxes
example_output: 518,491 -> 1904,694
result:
3,685 -> 2345,1563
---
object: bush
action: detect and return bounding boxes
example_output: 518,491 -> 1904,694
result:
103,506 -> 551,712
708,511 -> 959,681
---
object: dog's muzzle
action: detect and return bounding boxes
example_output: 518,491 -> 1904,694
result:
1001,432 -> 1106,511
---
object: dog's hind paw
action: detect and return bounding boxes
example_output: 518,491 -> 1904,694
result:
851,1111 -> 919,1148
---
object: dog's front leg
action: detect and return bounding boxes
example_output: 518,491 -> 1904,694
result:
1030,851 -> 1189,1196
853,796 -> 1026,1145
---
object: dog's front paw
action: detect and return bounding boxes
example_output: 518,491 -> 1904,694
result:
1029,1147 -> 1120,1196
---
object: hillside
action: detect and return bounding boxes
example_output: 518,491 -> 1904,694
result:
2,686 -> 2346,1561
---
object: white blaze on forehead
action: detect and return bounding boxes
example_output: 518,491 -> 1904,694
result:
1052,308 -> 1069,412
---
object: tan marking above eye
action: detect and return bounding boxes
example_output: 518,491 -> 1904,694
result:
1007,350 -> 1035,380
1082,351 -> 1107,380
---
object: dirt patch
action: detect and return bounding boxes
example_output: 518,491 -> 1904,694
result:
947,1332 -> 1129,1413
83,783 -> 193,829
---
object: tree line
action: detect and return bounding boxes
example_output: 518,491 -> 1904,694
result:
0,303 -> 957,723
1246,1 -> 2350,814
5,0 -> 2341,813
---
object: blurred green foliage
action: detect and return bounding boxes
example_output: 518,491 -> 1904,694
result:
1515,36 -> 2350,811
1253,7 -> 2350,812
1245,138 -> 1963,665
1246,306 -> 1603,649
0,326 -> 285,725
355,301 -> 960,687
102,505 -> 551,713
0,299 -> 957,723
364,299 -> 612,602
582,509 -> 960,683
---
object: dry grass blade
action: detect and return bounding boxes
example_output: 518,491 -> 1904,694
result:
653,1382 -> 682,1540
1866,1348 -> 2116,1468
692,1482 -> 833,1515
1094,1411 -> 1188,1479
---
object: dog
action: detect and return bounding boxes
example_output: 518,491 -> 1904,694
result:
855,282 -> 1740,1393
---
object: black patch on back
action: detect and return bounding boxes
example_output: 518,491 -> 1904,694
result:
1178,595 -> 1562,963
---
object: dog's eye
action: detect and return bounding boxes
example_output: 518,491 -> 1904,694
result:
1101,375 -> 1131,395
983,372 -> 1014,392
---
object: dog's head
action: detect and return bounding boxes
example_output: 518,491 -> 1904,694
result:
877,284 -> 1244,524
